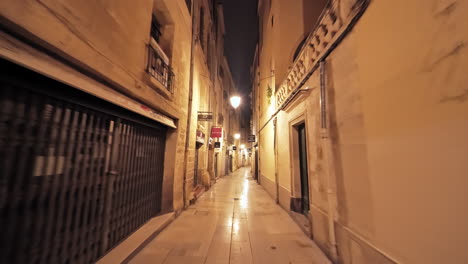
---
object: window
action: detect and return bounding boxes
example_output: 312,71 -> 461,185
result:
151,15 -> 162,43
218,114 -> 224,125
199,7 -> 205,49
207,33 -> 212,69
219,66 -> 224,79
185,0 -> 192,14
211,0 -> 218,30
147,14 -> 174,93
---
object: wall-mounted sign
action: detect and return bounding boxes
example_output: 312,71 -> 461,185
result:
211,127 -> 223,138
198,111 -> 213,121
196,130 -> 205,144
214,142 -> 221,148
248,135 -> 256,142
232,146 -> 237,151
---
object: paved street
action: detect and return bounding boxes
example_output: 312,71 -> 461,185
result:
130,167 -> 330,264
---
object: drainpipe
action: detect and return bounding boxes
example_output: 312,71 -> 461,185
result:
273,117 -> 279,204
183,0 -> 197,209
319,60 -> 338,261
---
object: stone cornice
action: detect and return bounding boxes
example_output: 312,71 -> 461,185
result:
275,0 -> 370,109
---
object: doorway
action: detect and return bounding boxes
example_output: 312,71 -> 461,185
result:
298,123 -> 310,214
255,147 -> 259,181
225,152 -> 230,175
214,153 -> 218,179
194,143 -> 201,186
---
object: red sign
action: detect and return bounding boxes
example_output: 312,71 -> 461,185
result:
211,127 -> 223,138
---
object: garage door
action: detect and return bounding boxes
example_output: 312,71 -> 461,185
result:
0,59 -> 167,264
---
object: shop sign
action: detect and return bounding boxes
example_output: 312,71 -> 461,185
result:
232,146 -> 237,151
214,142 -> 221,148
211,127 -> 223,138
198,111 -> 213,121
196,130 -> 205,144
248,135 -> 256,142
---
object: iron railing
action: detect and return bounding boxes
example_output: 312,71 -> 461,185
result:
106,119 -> 166,250
147,45 -> 175,93
0,60 -> 166,264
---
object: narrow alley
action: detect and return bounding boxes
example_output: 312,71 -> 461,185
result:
129,167 -> 330,264
1,0 -> 468,263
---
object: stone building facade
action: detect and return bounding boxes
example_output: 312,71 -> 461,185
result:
0,0 -> 239,262
184,0 -> 241,203
252,0 -> 468,263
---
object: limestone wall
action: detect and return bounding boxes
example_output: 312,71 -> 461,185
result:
310,0 -> 468,263
255,0 -> 468,263
328,0 -> 468,263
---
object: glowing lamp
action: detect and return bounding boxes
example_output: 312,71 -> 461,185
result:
230,96 -> 241,109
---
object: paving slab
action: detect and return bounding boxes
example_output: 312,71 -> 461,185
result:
129,167 -> 331,264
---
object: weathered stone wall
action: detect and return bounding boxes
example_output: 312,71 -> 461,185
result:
259,121 -> 276,198
326,29 -> 375,241
329,0 -> 468,263
310,0 -> 468,263
183,0 -> 236,204
192,42 -> 211,188
256,0 -> 468,263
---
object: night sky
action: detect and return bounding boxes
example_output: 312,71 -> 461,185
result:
223,0 -> 258,116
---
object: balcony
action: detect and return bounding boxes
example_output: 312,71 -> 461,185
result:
147,42 -> 174,93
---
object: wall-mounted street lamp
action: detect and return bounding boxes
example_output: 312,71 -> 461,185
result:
230,96 -> 241,109
234,133 -> 241,140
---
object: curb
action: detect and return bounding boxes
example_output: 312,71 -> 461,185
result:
97,212 -> 176,264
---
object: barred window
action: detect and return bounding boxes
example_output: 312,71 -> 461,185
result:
151,15 -> 162,42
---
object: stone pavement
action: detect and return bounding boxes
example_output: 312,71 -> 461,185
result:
129,167 -> 331,264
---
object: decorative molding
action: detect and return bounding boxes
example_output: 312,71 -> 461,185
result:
275,0 -> 369,109
282,87 -> 312,112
